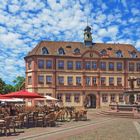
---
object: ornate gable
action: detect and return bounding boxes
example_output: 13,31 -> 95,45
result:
82,50 -> 100,58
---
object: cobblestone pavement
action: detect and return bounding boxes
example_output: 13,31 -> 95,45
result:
0,109 -> 140,140
59,119 -> 140,140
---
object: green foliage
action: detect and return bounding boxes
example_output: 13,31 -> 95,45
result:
0,76 -> 25,94
0,78 -> 6,94
13,76 -> 25,91
3,84 -> 15,94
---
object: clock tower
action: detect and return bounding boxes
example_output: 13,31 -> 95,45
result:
84,26 -> 92,46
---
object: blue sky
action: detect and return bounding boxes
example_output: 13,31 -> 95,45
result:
0,0 -> 140,84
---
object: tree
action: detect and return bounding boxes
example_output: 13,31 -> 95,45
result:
13,76 -> 25,91
3,84 -> 15,94
0,76 -> 25,94
0,78 -> 6,94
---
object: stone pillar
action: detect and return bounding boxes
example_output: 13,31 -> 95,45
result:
127,95 -> 129,104
124,94 -> 128,104
82,71 -> 86,88
29,57 -> 37,106
32,57 -> 37,92
25,60 -> 28,90
96,92 -> 100,108
133,106 -> 138,114
97,59 -> 100,87
134,94 -> 137,102
53,71 -> 56,97
124,60 -> 128,89
62,93 -> 65,106
82,91 -> 86,107
115,102 -> 119,112
53,58 -> 56,98
116,94 -> 119,103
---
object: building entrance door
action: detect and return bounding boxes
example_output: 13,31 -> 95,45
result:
87,94 -> 96,108
129,94 -> 135,104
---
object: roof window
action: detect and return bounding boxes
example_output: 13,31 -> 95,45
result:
116,50 -> 123,58
58,47 -> 65,55
74,48 -> 80,54
130,51 -> 137,58
100,49 -> 107,55
42,47 -> 49,55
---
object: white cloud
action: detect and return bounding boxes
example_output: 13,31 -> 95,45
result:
135,40 -> 140,49
101,3 -> 107,11
8,4 -> 20,13
22,0 -> 45,11
108,26 -> 118,36
131,8 -> 139,15
96,14 -> 107,23
0,32 -> 23,49
97,26 -> 118,40
98,28 -> 107,37
47,0 -> 62,11
120,0 -> 127,8
79,0 -> 87,4
0,26 -> 7,33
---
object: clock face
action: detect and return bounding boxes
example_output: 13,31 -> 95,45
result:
87,34 -> 90,38
85,34 -> 91,40
85,34 -> 89,39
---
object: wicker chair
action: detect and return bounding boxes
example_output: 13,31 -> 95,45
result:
43,112 -> 56,127
33,112 -> 45,127
26,112 -> 34,127
0,116 -> 16,136
14,113 -> 26,128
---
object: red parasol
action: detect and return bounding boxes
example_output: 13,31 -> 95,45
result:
0,94 -> 11,99
3,90 -> 44,99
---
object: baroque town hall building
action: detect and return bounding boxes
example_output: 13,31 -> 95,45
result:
25,26 -> 140,108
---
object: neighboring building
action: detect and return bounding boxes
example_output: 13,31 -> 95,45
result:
24,26 -> 140,108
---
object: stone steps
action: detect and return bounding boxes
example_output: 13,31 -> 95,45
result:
94,110 -> 135,118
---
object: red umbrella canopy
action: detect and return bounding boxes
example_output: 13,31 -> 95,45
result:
3,90 -> 44,99
0,94 -> 11,99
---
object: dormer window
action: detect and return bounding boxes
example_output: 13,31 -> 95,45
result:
58,48 -> 65,55
116,50 -> 123,58
130,51 -> 137,58
74,48 -> 80,54
42,47 -> 49,55
100,49 -> 107,55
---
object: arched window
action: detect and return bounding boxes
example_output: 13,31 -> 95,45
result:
58,48 -> 65,55
100,49 -> 107,55
74,48 -> 80,54
116,50 -> 123,58
130,51 -> 137,58
42,47 -> 49,55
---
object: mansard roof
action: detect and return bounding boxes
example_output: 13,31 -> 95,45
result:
26,41 -> 140,58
